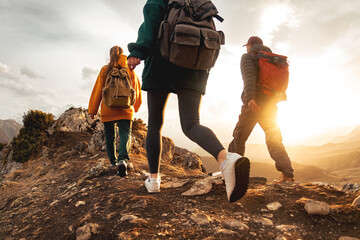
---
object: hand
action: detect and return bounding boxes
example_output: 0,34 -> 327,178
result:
89,113 -> 95,119
128,57 -> 141,71
248,99 -> 261,112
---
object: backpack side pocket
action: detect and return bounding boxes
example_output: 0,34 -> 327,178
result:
170,24 -> 201,69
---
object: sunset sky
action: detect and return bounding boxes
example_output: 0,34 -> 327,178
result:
1,0 -> 360,151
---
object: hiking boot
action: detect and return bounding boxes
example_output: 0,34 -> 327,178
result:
220,153 -> 250,203
116,160 -> 128,177
144,177 -> 160,193
274,173 -> 295,184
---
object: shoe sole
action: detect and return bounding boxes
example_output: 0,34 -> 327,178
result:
145,187 -> 160,193
145,184 -> 160,193
117,163 -> 127,177
229,157 -> 250,203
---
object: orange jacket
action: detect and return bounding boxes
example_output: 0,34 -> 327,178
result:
88,54 -> 142,122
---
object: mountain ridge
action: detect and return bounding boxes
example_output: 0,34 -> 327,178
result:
0,119 -> 22,144
0,108 -> 359,239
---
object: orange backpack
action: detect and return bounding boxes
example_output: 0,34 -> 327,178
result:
256,51 -> 289,98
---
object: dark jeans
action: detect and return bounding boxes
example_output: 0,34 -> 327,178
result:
228,104 -> 294,178
146,89 -> 225,173
103,120 -> 132,165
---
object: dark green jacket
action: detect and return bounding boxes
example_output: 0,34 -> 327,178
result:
128,0 -> 209,94
240,43 -> 272,105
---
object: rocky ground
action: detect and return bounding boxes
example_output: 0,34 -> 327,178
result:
0,108 -> 359,240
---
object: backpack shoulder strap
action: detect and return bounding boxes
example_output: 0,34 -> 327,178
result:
164,0 -> 183,20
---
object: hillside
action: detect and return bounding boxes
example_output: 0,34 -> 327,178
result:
287,127 -> 360,172
0,108 -> 359,240
195,127 -> 360,182
0,119 -> 21,144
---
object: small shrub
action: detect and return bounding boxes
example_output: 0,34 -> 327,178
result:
0,142 -> 6,151
11,110 -> 54,163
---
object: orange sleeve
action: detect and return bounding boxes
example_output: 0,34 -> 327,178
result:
130,70 -> 142,113
88,66 -> 107,115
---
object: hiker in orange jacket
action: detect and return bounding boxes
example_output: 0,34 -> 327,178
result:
88,46 -> 142,177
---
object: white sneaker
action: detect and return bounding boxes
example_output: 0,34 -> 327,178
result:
144,177 -> 161,193
220,153 -> 250,203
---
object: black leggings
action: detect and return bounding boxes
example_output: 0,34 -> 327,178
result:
146,89 -> 225,173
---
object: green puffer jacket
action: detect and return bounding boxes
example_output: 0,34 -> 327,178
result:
128,0 -> 209,94
240,43 -> 273,105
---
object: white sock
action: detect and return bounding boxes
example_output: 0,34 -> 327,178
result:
149,175 -> 160,182
220,158 -> 227,169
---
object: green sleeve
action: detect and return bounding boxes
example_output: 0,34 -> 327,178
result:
128,0 -> 167,60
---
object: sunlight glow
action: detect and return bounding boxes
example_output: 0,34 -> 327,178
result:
259,3 -> 298,45
276,45 -> 359,145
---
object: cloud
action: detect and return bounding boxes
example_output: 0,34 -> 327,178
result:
0,1 -> 86,45
81,66 -> 99,91
82,66 -> 98,81
0,78 -> 54,98
0,62 -> 55,98
20,66 -> 43,79
0,62 -> 18,80
258,3 -> 299,46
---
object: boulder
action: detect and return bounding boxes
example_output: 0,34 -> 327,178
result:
224,219 -> 249,230
182,176 -> 222,196
190,213 -> 212,225
304,199 -> 330,215
56,108 -> 96,133
173,146 -> 205,172
76,223 -> 99,240
267,202 -> 282,211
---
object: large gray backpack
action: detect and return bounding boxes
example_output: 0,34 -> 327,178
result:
158,0 -> 225,70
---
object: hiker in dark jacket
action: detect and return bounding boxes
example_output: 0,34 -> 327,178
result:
127,0 -> 250,202
229,36 -> 295,182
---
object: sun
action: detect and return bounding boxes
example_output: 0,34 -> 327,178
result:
276,46 -> 356,145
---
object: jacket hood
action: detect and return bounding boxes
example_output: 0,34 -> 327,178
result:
117,54 -> 128,68
249,43 -> 272,53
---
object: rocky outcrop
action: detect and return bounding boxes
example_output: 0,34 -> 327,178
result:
53,108 -> 205,172
0,146 -> 22,177
55,107 -> 96,133
173,147 -> 205,172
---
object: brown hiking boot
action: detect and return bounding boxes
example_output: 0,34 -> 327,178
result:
274,173 -> 295,184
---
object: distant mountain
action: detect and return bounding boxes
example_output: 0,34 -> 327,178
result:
287,127 -> 360,171
0,119 -> 22,143
200,155 -> 347,183
330,127 -> 360,144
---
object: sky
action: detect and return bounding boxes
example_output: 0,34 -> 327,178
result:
1,0 -> 360,151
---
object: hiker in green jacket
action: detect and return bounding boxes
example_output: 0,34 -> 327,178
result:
128,0 -> 250,202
